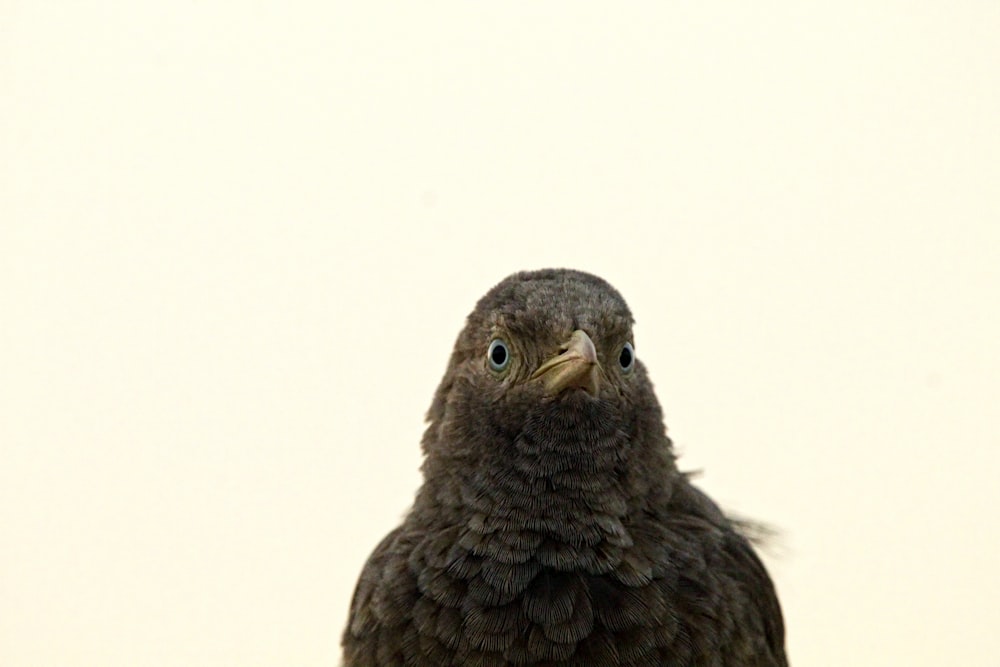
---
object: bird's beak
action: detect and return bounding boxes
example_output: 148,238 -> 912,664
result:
529,329 -> 601,396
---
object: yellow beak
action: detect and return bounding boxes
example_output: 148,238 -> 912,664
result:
529,329 -> 600,396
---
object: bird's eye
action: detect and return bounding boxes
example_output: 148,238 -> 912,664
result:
488,339 -> 511,372
618,342 -> 635,373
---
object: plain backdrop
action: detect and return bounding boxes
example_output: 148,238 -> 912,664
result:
2,2 -> 998,665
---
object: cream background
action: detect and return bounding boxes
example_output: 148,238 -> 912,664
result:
2,3 -> 998,665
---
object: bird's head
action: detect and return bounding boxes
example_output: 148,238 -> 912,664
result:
423,269 -> 665,457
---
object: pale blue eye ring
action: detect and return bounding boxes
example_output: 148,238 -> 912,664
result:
619,342 -> 635,372
488,339 -> 511,372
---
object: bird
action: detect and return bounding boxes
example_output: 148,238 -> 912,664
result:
342,268 -> 787,666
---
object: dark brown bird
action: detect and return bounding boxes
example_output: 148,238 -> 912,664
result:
342,269 -> 787,666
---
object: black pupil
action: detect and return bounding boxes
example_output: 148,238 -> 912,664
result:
619,346 -> 632,368
491,343 -> 507,366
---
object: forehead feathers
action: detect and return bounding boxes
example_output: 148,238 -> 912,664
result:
466,269 -> 634,346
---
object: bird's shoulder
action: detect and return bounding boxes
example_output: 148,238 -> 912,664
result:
342,526 -> 418,659
652,479 -> 787,666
